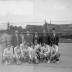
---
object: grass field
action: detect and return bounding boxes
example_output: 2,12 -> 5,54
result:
0,33 -> 72,72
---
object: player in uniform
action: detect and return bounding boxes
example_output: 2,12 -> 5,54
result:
43,43 -> 51,63
14,45 -> 22,64
3,45 -> 14,64
28,45 -> 34,63
33,39 -> 41,63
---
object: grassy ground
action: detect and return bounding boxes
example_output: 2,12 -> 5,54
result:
59,38 -> 72,43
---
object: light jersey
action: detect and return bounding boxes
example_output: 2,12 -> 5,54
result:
34,44 -> 40,55
14,47 -> 22,57
33,44 -> 40,56
3,47 -> 13,57
40,46 -> 44,54
41,45 -> 50,54
28,46 -> 35,59
20,44 -> 23,51
21,48 -> 28,57
34,44 -> 40,50
20,44 -> 26,56
51,45 -> 59,55
45,45 -> 50,54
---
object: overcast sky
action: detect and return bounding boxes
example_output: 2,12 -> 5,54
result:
0,0 -> 72,29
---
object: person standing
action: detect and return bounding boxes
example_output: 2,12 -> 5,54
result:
24,31 -> 33,46
11,30 -> 22,47
50,28 -> 59,46
20,32 -> 26,50
39,29 -> 48,45
50,28 -> 60,63
33,32 -> 40,45
14,45 -> 22,64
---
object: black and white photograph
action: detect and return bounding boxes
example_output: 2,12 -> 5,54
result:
0,0 -> 72,72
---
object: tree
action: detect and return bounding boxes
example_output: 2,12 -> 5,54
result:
7,22 -> 10,31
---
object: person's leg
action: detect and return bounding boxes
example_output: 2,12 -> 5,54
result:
15,55 -> 20,64
19,55 -> 23,63
44,53 -> 48,62
2,56 -> 7,63
9,56 -> 14,64
47,53 -> 50,63
54,45 -> 60,63
5,56 -> 11,64
16,56 -> 22,65
50,46 -> 54,63
48,49 -> 51,63
55,53 -> 60,63
35,56 -> 39,64
36,53 -> 40,63
29,54 -> 33,63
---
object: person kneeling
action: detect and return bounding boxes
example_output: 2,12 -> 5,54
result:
3,45 -> 14,64
14,46 -> 22,65
50,45 -> 60,63
42,43 -> 50,63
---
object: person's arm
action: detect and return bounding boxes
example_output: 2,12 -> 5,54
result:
20,46 -> 24,56
56,35 -> 59,45
55,45 -> 59,53
14,47 -> 18,57
10,48 -> 13,56
47,46 -> 50,54
3,49 -> 7,56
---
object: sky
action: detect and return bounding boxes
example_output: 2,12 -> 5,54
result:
0,0 -> 72,29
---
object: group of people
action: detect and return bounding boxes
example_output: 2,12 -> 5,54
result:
2,28 -> 60,65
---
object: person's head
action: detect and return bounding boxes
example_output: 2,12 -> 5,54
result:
43,43 -> 46,47
7,44 -> 11,50
11,46 -> 14,48
34,40 -> 38,45
15,30 -> 18,35
26,31 -> 30,35
35,32 -> 38,37
43,29 -> 46,36
52,28 -> 56,36
43,29 -> 46,33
